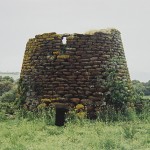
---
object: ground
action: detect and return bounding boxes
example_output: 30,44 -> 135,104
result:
0,118 -> 149,150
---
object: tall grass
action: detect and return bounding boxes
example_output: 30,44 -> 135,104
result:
0,108 -> 149,150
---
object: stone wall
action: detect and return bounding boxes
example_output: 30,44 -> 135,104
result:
20,28 -> 132,112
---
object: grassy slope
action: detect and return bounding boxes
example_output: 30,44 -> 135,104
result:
0,119 -> 149,150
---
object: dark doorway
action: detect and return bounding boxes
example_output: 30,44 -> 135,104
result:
55,107 -> 68,126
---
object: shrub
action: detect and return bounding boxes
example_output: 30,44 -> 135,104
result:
0,89 -> 17,103
0,76 -> 18,116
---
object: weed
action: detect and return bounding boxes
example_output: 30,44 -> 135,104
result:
122,124 -> 137,139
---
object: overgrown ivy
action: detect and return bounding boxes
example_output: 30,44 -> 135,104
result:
102,57 -> 135,111
15,78 -> 29,107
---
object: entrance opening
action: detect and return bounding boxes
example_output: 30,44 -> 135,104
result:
87,104 -> 97,120
55,107 -> 69,126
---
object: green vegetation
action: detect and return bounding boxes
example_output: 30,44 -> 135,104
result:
132,80 -> 150,96
0,75 -> 149,150
0,76 -> 18,115
0,116 -> 149,150
143,95 -> 150,99
0,72 -> 20,81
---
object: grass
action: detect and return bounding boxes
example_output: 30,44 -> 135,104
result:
0,118 -> 149,150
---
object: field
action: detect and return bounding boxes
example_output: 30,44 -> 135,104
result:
0,118 -> 149,150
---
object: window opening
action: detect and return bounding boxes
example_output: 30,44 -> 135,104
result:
62,37 -> 67,45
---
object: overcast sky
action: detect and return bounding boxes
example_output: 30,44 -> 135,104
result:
0,0 -> 150,82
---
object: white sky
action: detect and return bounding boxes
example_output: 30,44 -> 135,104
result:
0,0 -> 150,82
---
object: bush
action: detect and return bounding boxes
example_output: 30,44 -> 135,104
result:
0,76 -> 15,96
0,76 -> 18,116
0,89 -> 17,103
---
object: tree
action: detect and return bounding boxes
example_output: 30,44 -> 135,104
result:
143,80 -> 150,95
132,80 -> 145,96
0,76 -> 17,115
0,81 -> 13,96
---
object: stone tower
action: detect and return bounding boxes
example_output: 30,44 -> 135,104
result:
19,28 -> 132,112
